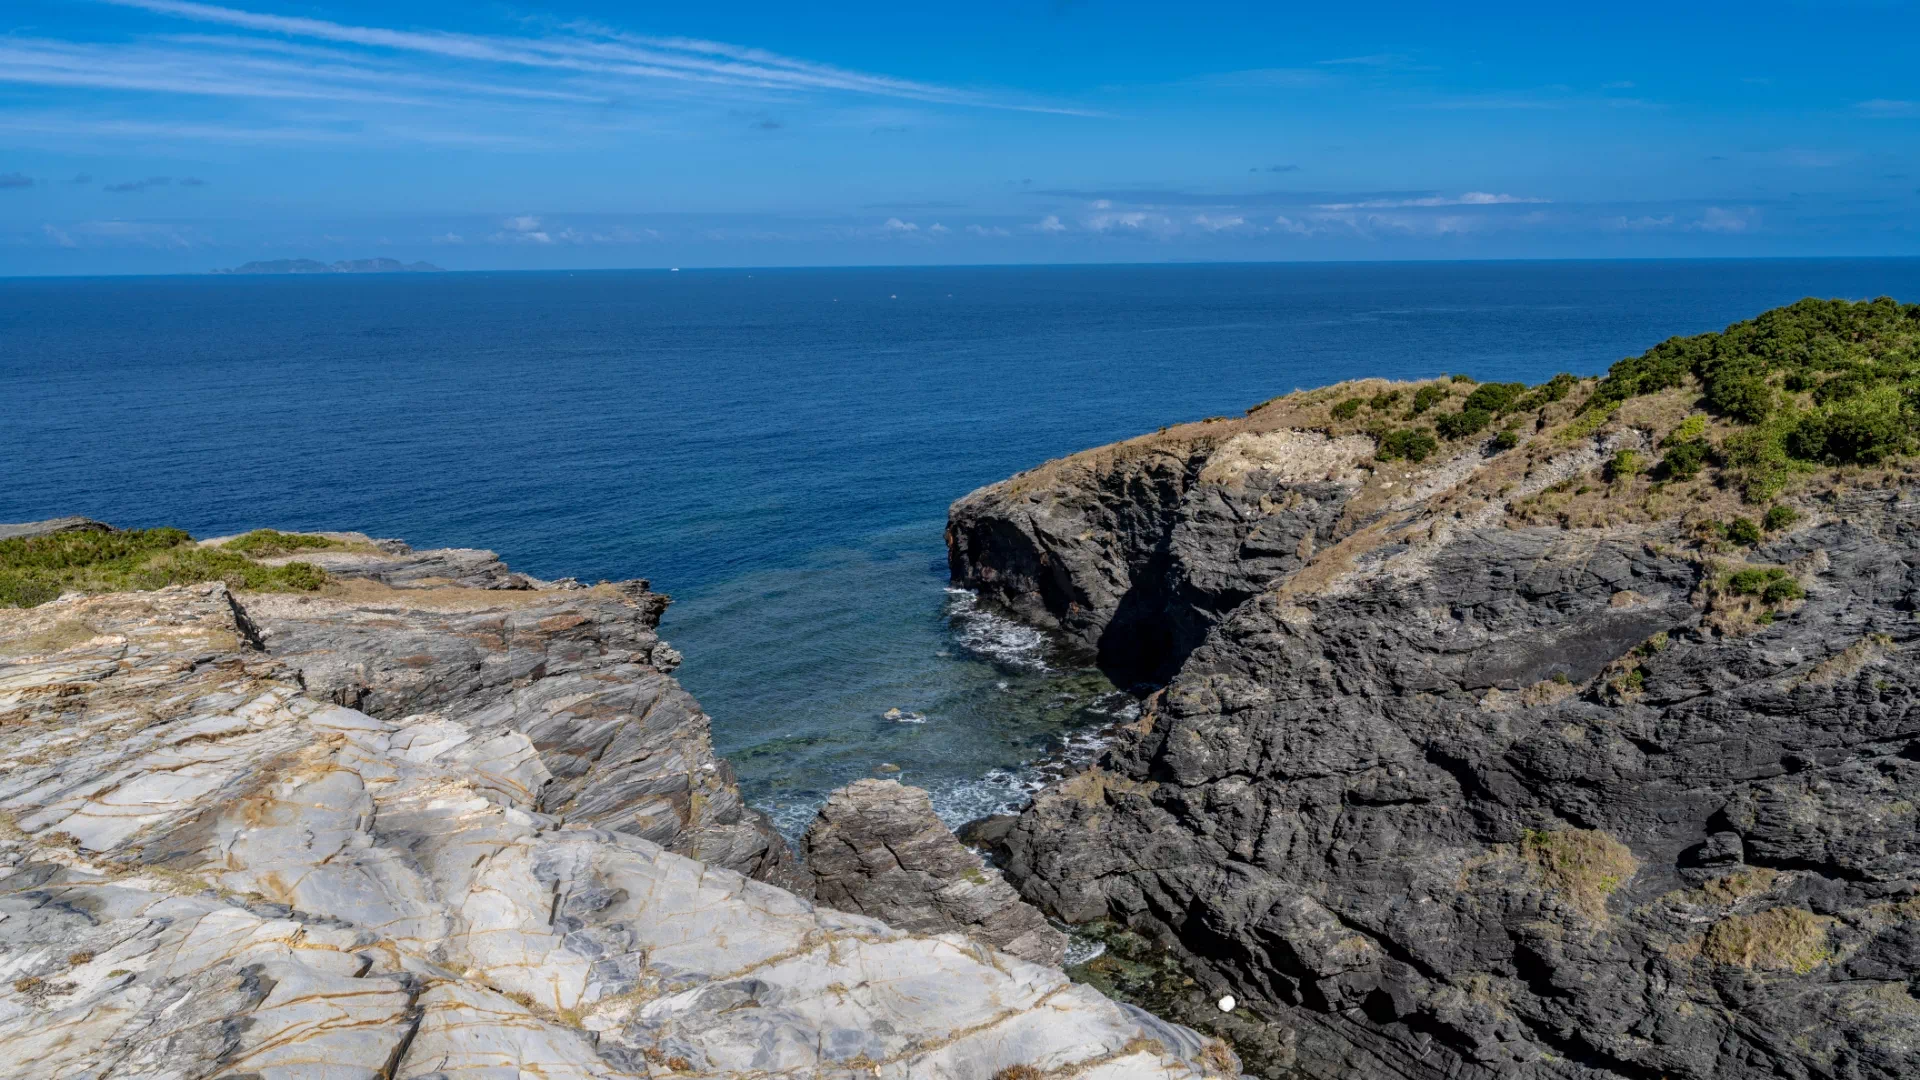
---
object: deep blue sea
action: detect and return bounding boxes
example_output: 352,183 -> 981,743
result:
6,259 -> 1920,836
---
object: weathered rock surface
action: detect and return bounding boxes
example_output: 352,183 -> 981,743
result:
231,541 -> 797,891
0,516 -> 112,541
953,407 -> 1920,1078
805,779 -> 1068,966
0,538 -> 1239,1080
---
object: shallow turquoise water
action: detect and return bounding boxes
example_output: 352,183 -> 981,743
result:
7,259 -> 1919,834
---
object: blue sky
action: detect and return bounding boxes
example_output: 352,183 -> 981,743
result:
2,0 -> 1917,273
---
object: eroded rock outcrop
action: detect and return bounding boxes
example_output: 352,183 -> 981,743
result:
805,779 -> 1068,966
953,379 -> 1920,1079
0,536 -> 1240,1080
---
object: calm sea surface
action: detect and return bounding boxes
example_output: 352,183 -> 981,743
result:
7,259 -> 1920,835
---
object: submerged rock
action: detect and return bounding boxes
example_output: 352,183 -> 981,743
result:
0,533 -> 1238,1080
805,779 -> 1068,966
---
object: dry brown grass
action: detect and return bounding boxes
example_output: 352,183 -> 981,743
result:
1701,907 -> 1832,973
992,1066 -> 1045,1080
1700,868 -> 1781,904
1522,828 -> 1637,920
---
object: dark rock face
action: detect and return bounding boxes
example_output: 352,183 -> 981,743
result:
955,432 -> 1920,1078
805,779 -> 1067,965
240,541 -> 808,895
948,430 -> 1372,685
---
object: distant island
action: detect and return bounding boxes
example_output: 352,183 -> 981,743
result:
213,257 -> 445,275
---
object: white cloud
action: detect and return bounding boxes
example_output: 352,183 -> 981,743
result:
1690,206 -> 1754,233
882,217 -> 918,232
1086,211 -> 1149,232
432,232 -> 464,244
1314,192 -> 1548,210
1031,214 -> 1066,233
1191,213 -> 1248,232
965,224 -> 1010,237
928,223 -> 949,234
493,215 -> 552,243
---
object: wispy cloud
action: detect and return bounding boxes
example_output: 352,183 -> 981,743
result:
1313,191 -> 1548,210
1317,53 -> 1411,68
85,0 -> 1090,114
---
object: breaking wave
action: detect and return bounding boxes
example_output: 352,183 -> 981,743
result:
944,587 -> 1052,672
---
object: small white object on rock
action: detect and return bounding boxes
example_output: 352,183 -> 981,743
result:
1218,994 -> 1237,1013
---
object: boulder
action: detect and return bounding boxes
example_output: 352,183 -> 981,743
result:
805,779 -> 1067,966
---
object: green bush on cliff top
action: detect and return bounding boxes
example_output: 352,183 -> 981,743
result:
1586,297 -> 1920,470
0,527 -> 329,608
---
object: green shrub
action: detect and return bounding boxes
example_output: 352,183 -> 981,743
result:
1787,386 -> 1914,464
1724,517 -> 1762,546
1585,299 -> 1920,440
1490,428 -> 1521,452
1376,428 -> 1440,463
1762,576 -> 1806,604
1604,449 -> 1641,482
1726,567 -> 1803,604
1705,370 -> 1775,423
1724,416 -> 1810,502
1410,385 -> 1448,416
1369,389 -> 1403,411
220,529 -> 343,558
1511,373 -> 1578,413
1435,408 -> 1493,439
1450,373 -> 1476,384
1330,397 -> 1365,421
1463,381 -> 1528,415
1763,505 -> 1799,532
1659,440 -> 1711,480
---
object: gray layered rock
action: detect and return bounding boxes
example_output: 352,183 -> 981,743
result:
953,412 -> 1920,1079
0,547 -> 1241,1078
805,779 -> 1068,966
232,538 -> 804,894
0,516 -> 112,540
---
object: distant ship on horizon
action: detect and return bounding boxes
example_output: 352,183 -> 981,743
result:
213,257 -> 445,275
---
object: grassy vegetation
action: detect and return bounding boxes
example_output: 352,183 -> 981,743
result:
219,528 -> 345,558
1701,907 -> 1832,973
1521,827 -> 1637,920
0,527 -> 329,608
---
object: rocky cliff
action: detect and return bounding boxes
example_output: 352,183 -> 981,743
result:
950,301 -> 1920,1079
0,524 -> 1239,1080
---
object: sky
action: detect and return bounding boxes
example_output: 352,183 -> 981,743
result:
1,0 -> 1918,274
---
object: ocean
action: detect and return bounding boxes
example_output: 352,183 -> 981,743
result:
6,258 -> 1919,837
